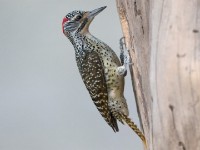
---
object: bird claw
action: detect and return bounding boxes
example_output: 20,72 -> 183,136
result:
117,37 -> 132,76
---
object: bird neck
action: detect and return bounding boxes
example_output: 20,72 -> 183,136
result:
67,31 -> 95,47
67,31 -> 104,56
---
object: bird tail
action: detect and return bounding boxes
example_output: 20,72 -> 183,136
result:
110,113 -> 119,132
119,113 -> 147,148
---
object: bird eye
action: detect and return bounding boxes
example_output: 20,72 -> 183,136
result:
75,15 -> 82,21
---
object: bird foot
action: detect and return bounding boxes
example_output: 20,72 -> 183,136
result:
117,37 -> 132,76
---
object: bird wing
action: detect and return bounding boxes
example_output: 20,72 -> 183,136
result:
77,50 -> 119,132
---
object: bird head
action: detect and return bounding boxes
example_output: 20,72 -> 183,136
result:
62,6 -> 106,36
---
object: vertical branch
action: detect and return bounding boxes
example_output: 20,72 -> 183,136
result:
116,0 -> 151,148
116,0 -> 200,150
150,0 -> 200,149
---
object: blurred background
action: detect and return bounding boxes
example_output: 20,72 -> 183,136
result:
0,0 -> 142,150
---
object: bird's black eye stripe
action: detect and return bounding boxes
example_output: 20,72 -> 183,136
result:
75,15 -> 82,21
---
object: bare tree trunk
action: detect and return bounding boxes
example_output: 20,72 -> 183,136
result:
116,0 -> 200,150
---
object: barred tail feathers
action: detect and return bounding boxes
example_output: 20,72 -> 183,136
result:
120,113 -> 147,148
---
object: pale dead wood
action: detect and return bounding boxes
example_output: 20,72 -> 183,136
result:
116,0 -> 200,150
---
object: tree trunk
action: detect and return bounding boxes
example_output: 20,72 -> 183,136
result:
116,0 -> 200,150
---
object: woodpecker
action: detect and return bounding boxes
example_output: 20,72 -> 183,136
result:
62,6 -> 146,146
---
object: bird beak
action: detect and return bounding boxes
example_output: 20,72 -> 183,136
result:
88,6 -> 107,19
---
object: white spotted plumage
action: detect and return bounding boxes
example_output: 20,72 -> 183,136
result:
62,6 -> 147,146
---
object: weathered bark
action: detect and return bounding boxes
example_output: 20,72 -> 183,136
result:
116,0 -> 200,150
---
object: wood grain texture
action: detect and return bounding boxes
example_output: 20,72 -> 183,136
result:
116,0 -> 151,149
116,0 -> 200,150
